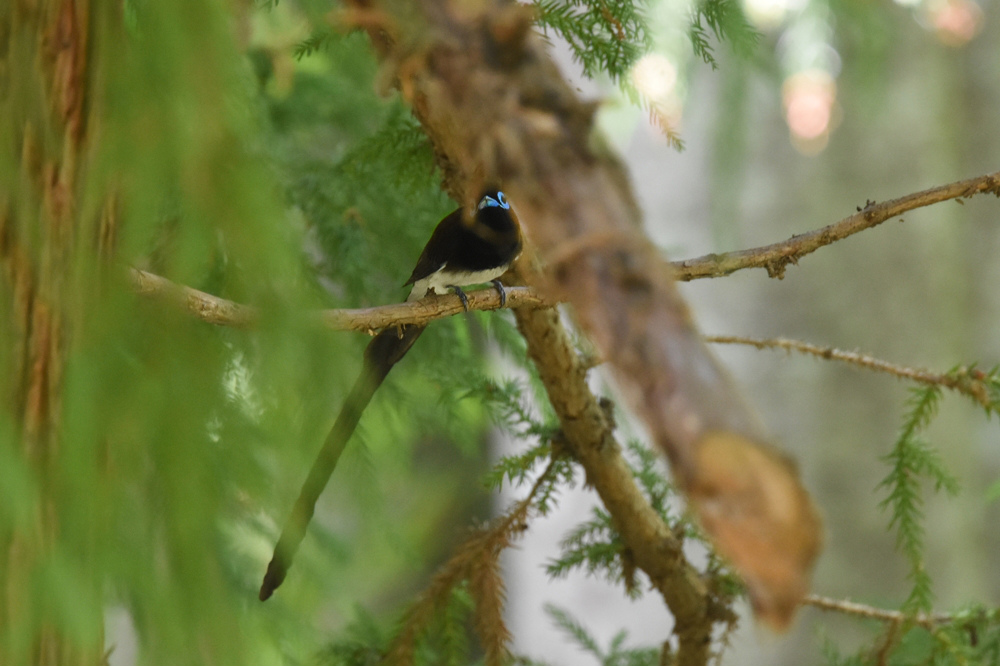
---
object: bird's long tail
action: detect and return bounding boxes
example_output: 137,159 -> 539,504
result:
259,323 -> 426,600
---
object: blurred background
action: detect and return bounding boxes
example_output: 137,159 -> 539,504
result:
3,0 -> 998,664
505,0 -> 1000,661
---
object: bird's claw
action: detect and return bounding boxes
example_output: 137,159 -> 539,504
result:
450,285 -> 470,312
491,279 -> 507,308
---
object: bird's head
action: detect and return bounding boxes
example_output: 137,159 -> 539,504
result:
472,189 -> 520,239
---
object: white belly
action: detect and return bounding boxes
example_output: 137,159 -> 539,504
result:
407,265 -> 510,301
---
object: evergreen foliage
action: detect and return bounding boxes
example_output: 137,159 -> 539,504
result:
688,0 -> 759,68
545,604 -> 663,666
533,0 -> 758,146
820,607 -> 1000,666
877,386 -> 958,613
3,0 -> 999,665
533,0 -> 652,81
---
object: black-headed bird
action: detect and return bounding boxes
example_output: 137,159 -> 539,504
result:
260,189 -> 522,600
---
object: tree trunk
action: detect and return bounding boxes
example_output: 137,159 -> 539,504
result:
2,1 -> 105,663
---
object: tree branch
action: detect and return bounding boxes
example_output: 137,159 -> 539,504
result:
705,335 -> 997,409
514,303 -> 723,666
131,166 -> 1000,333
803,594 -> 953,629
129,268 -> 258,327
128,267 -> 550,331
672,170 -> 1000,280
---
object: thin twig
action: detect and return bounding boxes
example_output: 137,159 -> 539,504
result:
705,335 -> 996,409
672,171 -> 1000,281
803,594 -> 952,629
875,619 -> 902,666
129,267 -> 550,332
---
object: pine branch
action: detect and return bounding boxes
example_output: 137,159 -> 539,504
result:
546,604 -> 606,659
469,557 -> 510,666
546,506 -> 624,579
533,0 -> 650,82
529,0 -> 691,147
624,439 -> 676,518
514,305 -> 719,666
545,440 -> 689,598
483,441 -> 553,491
689,0 -> 759,69
294,28 -> 337,59
545,604 -> 662,666
441,587 -> 474,666
806,597 -> 1000,666
876,386 -> 958,613
474,378 -> 560,441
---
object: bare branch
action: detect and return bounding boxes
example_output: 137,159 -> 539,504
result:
705,335 -> 995,409
673,171 -> 1000,281
130,267 -> 258,327
129,267 -> 549,332
803,594 -> 953,629
320,286 -> 550,331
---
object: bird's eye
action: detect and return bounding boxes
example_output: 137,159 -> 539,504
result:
477,192 -> 511,211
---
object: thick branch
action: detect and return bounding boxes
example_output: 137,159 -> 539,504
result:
514,304 -> 719,666
673,171 -> 1000,280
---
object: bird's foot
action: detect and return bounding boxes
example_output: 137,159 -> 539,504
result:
449,285 -> 470,312
491,279 -> 508,308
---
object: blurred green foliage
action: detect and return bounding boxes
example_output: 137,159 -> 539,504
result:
2,1 -> 500,663
3,0 -> 1000,664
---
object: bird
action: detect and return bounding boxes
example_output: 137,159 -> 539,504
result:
259,189 -> 522,601
404,189 -> 521,307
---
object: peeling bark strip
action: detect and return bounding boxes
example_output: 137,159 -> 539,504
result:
344,0 -> 823,629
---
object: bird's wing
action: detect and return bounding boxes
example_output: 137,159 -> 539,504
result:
403,208 -> 461,286
403,254 -> 446,286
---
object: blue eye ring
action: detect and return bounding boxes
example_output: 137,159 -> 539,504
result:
478,192 -> 511,211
